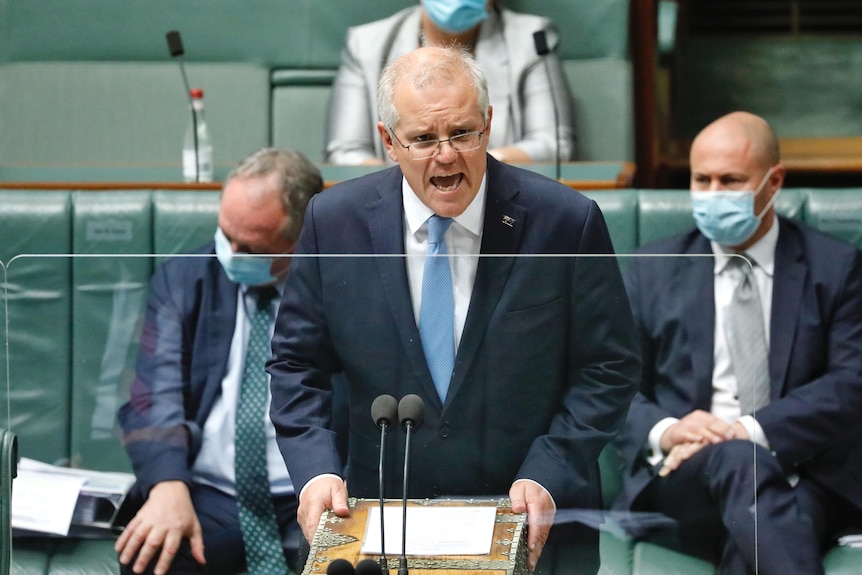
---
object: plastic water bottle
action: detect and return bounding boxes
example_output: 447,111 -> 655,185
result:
183,88 -> 214,183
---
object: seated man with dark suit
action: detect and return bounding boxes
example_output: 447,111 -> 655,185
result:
115,148 -> 323,575
615,111 -> 862,574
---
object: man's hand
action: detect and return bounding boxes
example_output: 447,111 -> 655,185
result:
115,480 -> 204,575
297,476 -> 349,543
658,440 -> 708,477
659,409 -> 735,453
658,420 -> 750,477
510,480 -> 554,573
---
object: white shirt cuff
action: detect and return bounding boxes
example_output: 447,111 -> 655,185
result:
647,417 -> 679,466
512,478 -> 557,512
298,473 -> 343,502
737,415 -> 770,449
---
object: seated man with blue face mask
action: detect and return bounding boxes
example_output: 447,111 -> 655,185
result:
115,148 -> 323,575
613,111 -> 862,574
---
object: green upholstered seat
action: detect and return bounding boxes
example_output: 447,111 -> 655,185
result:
804,188 -> 862,250
0,191 -> 73,466
4,187 -> 862,574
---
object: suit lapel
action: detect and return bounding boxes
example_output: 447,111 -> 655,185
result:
681,236 -> 718,409
445,162 -> 525,408
367,169 -> 441,403
769,220 -> 806,399
202,263 -> 239,419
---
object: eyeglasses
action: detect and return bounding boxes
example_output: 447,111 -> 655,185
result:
388,127 -> 485,160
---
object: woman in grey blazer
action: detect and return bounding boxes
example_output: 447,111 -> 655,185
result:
324,1 -> 575,165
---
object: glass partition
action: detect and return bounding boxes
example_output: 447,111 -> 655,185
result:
1,251 -> 776,573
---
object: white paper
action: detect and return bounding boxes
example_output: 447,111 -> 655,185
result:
12,469 -> 87,535
11,458 -> 136,535
361,506 -> 496,556
838,534 -> 862,548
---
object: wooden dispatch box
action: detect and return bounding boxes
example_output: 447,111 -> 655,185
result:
302,498 -> 528,575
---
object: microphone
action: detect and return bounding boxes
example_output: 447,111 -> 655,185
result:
533,29 -> 563,182
396,394 -> 425,575
356,558 -> 384,575
370,394 -> 398,571
165,30 -> 200,183
326,558 -> 356,575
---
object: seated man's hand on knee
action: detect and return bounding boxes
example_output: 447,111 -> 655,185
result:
115,480 -> 205,575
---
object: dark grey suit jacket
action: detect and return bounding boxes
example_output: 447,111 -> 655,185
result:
615,218 -> 862,511
118,244 -> 238,495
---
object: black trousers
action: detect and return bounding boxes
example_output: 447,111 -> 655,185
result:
118,483 -> 301,575
633,440 -> 860,575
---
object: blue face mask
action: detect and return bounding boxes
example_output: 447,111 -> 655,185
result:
691,168 -> 778,247
214,227 -> 278,286
423,0 -> 488,34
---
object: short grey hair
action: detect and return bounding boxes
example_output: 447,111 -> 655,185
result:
377,47 -> 490,129
225,147 -> 323,242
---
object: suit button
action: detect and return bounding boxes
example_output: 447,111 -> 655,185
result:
439,425 -> 451,439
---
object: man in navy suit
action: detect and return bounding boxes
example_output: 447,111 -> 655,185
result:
116,148 -> 322,575
267,46 -> 640,574
615,112 -> 862,574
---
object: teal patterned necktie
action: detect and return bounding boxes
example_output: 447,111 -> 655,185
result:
235,287 -> 288,575
420,215 -> 455,402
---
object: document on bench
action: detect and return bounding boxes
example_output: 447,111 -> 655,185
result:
12,458 -> 135,536
361,506 -> 496,556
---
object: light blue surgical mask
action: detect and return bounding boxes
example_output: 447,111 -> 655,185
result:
214,227 -> 278,286
423,0 -> 488,34
691,168 -> 779,247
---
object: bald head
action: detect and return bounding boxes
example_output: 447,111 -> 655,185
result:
691,111 -> 780,169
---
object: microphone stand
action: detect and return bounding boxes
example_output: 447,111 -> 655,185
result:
371,394 -> 397,571
378,419 -> 390,571
533,29 -> 562,182
395,394 -> 424,575
165,30 -> 200,183
398,419 -> 413,575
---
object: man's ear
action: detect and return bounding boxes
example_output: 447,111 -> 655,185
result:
377,122 -> 399,163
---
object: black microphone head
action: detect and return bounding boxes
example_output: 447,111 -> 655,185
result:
533,30 -> 549,55
356,559 -> 384,575
166,30 -> 185,57
326,558 -> 356,575
371,394 -> 398,428
398,394 -> 425,431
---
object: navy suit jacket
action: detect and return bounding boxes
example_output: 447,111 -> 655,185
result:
268,157 -> 640,509
615,218 -> 862,511
118,243 -> 239,496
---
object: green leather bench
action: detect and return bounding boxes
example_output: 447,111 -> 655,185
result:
2,188 -> 862,575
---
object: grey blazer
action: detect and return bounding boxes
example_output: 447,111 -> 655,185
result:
324,5 -> 575,165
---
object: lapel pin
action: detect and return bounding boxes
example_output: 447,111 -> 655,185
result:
502,215 -> 516,227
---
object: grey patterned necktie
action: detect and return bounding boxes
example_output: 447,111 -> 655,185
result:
724,256 -> 771,415
235,287 -> 288,575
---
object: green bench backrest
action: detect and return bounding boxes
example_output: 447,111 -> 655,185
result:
0,62 -> 270,177
3,187 -> 859,474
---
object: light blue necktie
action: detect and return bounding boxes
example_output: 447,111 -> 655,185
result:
235,287 -> 288,575
420,215 -> 456,403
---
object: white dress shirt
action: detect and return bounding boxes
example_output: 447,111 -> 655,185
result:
648,221 -> 779,463
402,176 -> 487,347
191,285 -> 294,496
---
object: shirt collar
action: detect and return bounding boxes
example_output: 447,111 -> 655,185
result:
711,217 -> 779,277
403,173 -> 487,240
